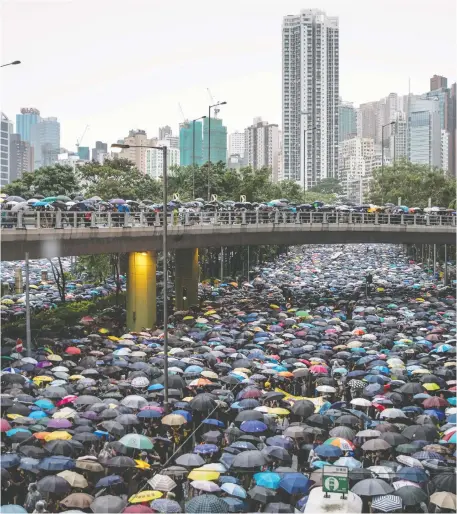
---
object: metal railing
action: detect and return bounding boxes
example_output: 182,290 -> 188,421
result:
1,211 -> 456,229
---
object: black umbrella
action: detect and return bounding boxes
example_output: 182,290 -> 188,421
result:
248,486 -> 276,503
44,440 -> 74,456
175,453 -> 205,467
235,410 -> 264,422
351,478 -> 394,496
90,495 -> 127,513
402,425 -> 438,441
432,471 -> 457,493
232,450 -> 267,469
263,503 -> 294,513
37,475 -> 71,494
19,446 -> 47,459
105,456 -> 136,468
189,393 -> 217,412
394,485 -> 428,506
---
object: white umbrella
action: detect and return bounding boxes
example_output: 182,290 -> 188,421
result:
351,398 -> 372,407
121,395 -> 148,409
396,455 -> 423,468
148,474 -> 177,492
316,385 -> 336,393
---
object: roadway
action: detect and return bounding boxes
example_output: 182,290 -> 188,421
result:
1,212 -> 454,261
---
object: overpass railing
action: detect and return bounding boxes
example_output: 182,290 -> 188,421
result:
1,211 -> 456,229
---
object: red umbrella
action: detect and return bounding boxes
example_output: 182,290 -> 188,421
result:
66,347 -> 81,355
310,365 -> 328,374
0,419 -> 12,432
423,397 -> 448,408
123,506 -> 153,513
57,396 -> 78,406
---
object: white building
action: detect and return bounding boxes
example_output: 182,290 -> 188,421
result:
338,137 -> 375,203
145,140 -> 180,180
228,131 -> 245,160
389,111 -> 408,162
282,9 -> 339,188
244,118 -> 279,179
1,113 -> 13,186
441,130 -> 449,172
408,97 -> 441,168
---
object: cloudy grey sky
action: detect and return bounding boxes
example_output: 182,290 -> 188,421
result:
1,0 -> 456,151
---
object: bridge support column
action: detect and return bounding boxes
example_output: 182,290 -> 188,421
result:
175,248 -> 199,310
127,251 -> 156,331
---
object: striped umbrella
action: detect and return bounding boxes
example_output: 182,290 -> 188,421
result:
323,437 -> 354,451
371,495 -> 403,512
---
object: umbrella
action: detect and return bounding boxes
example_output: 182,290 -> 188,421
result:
90,495 -> 127,513
351,478 -> 394,496
128,491 -> 163,503
60,493 -> 94,509
262,503 -> 294,513
149,499 -> 182,513
361,439 -> 391,451
185,494 -> 228,513
279,473 -> 310,494
119,434 -> 154,450
248,485 -> 276,503
371,495 -> 403,513
37,475 -> 72,494
232,450 -> 267,469
394,485 -> 428,505
429,491 -> 457,510
57,471 -> 88,488
147,474 -> 177,492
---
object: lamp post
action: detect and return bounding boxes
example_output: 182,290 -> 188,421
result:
192,115 -> 206,199
300,111 -> 316,202
381,121 -> 395,204
1,60 -> 21,68
111,143 -> 169,412
207,101 -> 227,200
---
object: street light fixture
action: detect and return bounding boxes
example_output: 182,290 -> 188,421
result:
207,101 -> 227,200
1,60 -> 21,68
111,142 -> 170,413
381,121 -> 395,204
192,115 -> 207,199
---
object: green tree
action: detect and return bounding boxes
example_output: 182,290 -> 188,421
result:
309,177 -> 343,195
1,164 -> 78,198
77,158 -> 162,201
369,159 -> 456,207
77,255 -> 112,283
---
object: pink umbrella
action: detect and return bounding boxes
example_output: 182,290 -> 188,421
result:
47,419 -> 72,429
0,419 -> 12,432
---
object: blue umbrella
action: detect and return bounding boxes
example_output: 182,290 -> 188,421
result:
279,473 -> 310,494
447,413 -> 456,423
28,411 -> 47,419
0,454 -> 21,469
220,483 -> 247,499
220,476 -> 240,485
240,420 -> 267,433
266,436 -> 293,449
95,475 -> 124,488
0,506 -> 27,514
38,456 -> 75,471
185,365 -> 203,373
314,444 -> 343,458
217,497 -> 245,513
230,441 -> 257,450
203,418 -> 225,428
137,410 -> 162,419
6,428 -> 31,437
173,410 -> 192,422
397,466 -> 428,483
147,384 -> 164,391
253,472 -> 281,489
18,457 -> 40,472
194,444 -> 218,455
220,452 -> 235,469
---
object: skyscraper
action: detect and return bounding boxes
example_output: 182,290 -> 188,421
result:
179,121 -> 203,166
117,130 -> 157,174
282,9 -> 339,188
244,118 -> 279,179
145,140 -> 180,180
408,97 -> 441,168
78,147 -> 90,161
202,117 -> 227,164
431,75 -> 448,91
30,117 -> 61,170
9,134 -> 33,181
159,125 -> 172,140
16,108 -> 40,143
339,101 -> 357,142
0,113 -> 13,186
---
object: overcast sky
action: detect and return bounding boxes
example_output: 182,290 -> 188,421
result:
1,0 -> 456,151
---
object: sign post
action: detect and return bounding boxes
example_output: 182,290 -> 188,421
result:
322,465 -> 349,499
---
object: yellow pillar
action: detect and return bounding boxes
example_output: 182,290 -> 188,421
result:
175,248 -> 199,310
127,251 -> 157,331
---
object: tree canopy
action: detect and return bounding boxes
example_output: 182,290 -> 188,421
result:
1,159 -> 336,204
309,177 -> 344,195
369,159 -> 456,207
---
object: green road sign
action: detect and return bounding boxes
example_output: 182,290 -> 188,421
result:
322,465 -> 349,494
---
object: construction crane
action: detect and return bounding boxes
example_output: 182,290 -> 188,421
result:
178,103 -> 189,128
207,88 -> 220,118
76,125 -> 89,153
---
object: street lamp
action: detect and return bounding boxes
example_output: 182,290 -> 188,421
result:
111,142 -> 170,413
207,101 -> 227,200
192,115 -> 206,199
381,121 -> 395,204
300,111 -> 316,201
1,60 -> 21,68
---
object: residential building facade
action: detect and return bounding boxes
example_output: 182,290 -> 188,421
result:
117,130 -> 157,174
92,141 -> 108,162
158,125 -> 172,140
244,118 -> 279,177
1,113 -> 13,186
9,134 -> 33,181
228,131 -> 245,160
282,9 -> 339,187
145,140 -> 179,180
441,130 -> 449,172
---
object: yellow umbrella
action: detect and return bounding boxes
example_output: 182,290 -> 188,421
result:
99,328 -> 110,334
269,304 -> 280,310
57,470 -> 88,488
162,414 -> 187,426
423,383 -> 440,391
47,354 -> 62,362
52,407 -> 76,419
134,459 -> 151,470
229,282 -> 238,287
129,491 -> 162,503
205,310 -> 217,315
188,469 -> 220,481
44,431 -> 72,441
412,369 -> 429,374
7,414 -> 23,420
69,375 -> 84,380
183,316 -> 194,320
182,397 -> 193,402
201,371 -> 218,379
233,368 -> 250,374
1,299 -> 14,305
444,362 -> 456,367
29,284 -> 39,289
33,376 -> 53,383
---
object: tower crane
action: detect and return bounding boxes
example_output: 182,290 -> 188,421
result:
76,125 -> 89,153
178,103 -> 189,127
207,88 -> 220,118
